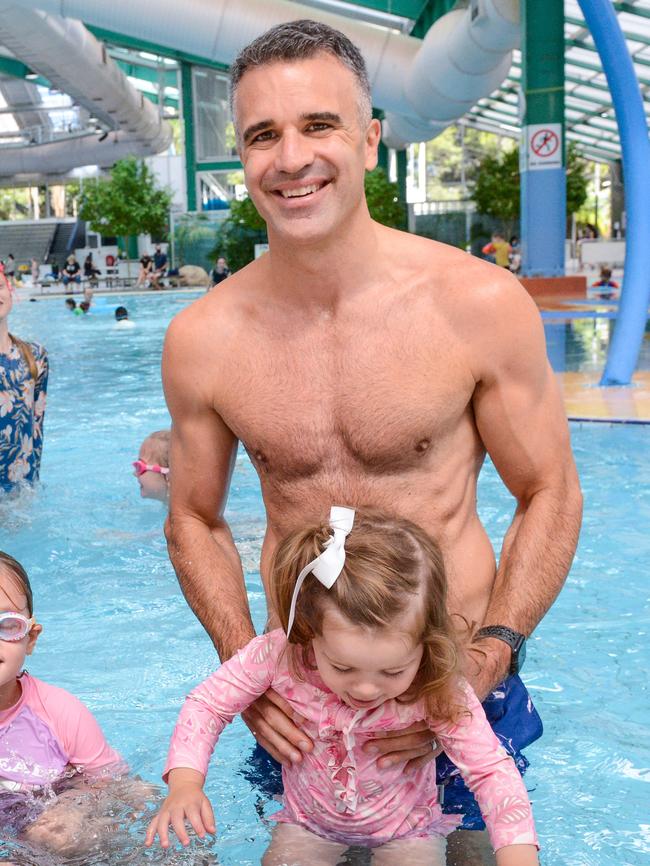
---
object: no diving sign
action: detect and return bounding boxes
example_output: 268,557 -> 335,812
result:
525,123 -> 563,171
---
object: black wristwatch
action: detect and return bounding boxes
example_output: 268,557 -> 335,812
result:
474,626 -> 527,676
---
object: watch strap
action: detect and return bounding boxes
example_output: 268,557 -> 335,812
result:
474,625 -> 526,675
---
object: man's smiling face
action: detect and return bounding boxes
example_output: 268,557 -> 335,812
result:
234,53 -> 380,246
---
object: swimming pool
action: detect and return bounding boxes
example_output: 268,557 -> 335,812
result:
2,293 -> 649,865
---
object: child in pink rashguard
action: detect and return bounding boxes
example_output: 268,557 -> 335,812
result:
147,508 -> 540,866
0,551 -> 124,854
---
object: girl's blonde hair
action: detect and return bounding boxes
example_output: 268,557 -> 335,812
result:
140,429 -> 171,468
9,335 -> 37,380
270,508 -> 466,724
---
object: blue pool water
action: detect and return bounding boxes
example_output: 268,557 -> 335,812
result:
1,293 -> 649,865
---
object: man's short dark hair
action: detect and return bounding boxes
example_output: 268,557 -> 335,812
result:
115,306 -> 128,320
230,19 -> 372,127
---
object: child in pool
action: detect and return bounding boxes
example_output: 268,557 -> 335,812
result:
0,551 -> 133,856
146,507 -> 540,865
133,429 -> 170,502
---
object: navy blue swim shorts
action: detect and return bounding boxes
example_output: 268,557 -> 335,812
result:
242,674 -> 542,832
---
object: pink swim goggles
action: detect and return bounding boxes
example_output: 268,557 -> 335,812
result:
132,459 -> 170,477
0,612 -> 35,642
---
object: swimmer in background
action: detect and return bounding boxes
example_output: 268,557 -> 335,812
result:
590,266 -> 620,301
147,508 -> 539,866
64,298 -> 77,312
115,306 -> 136,329
0,551 -> 126,857
134,430 -> 170,502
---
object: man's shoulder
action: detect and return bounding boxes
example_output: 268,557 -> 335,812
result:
384,229 -> 527,309
165,262 -> 260,345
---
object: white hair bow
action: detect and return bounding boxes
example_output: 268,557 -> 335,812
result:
285,506 -> 355,638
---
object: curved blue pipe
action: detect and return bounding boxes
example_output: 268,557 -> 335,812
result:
577,0 -> 650,385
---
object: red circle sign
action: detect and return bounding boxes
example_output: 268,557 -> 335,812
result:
531,129 -> 559,158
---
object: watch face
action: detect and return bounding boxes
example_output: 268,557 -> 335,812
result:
514,636 -> 526,671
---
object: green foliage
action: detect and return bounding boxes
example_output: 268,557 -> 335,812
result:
425,126 -> 505,201
174,213 -> 222,270
470,147 -> 520,227
229,196 -> 267,232
364,168 -> 405,228
210,196 -> 267,273
79,157 -> 173,238
0,187 -> 31,221
471,139 -> 591,232
565,142 -> 590,216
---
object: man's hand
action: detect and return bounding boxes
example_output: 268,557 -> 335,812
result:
363,721 -> 440,773
145,769 -> 215,849
242,689 -> 313,766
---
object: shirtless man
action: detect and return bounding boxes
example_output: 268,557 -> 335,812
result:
163,20 -> 582,864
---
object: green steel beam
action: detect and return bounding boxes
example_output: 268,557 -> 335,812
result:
410,0 -> 458,38
564,55 -> 650,89
197,160 -> 243,172
566,14 -> 650,47
0,57 -> 30,78
142,92 -> 178,110
180,61 -> 197,211
522,0 -> 564,130
115,60 -> 177,88
613,2 -> 650,19
87,26 -> 230,73
0,56 -> 49,88
566,36 -> 650,69
322,0 -> 426,18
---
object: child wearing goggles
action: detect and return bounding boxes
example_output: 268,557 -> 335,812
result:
0,551 -> 128,855
133,429 -> 170,502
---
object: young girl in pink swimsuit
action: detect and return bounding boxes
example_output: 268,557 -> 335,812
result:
0,551 -> 126,856
147,507 -> 540,865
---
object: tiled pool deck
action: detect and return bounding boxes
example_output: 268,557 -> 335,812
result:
538,296 -> 650,423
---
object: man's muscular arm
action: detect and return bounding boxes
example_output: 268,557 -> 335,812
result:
470,272 -> 583,698
163,310 -> 311,765
163,312 -> 254,661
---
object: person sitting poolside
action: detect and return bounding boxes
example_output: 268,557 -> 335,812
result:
136,254 -> 154,289
133,430 -> 170,502
114,306 -> 136,329
149,245 -> 168,290
61,255 -> 81,292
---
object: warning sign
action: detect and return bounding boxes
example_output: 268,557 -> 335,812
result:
524,123 -> 563,171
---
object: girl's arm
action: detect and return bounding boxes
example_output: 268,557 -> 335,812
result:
32,346 -> 48,470
496,844 -> 539,866
147,631 -> 285,848
431,681 -> 539,861
164,630 -> 284,781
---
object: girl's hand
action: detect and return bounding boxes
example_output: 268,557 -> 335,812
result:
144,772 -> 215,849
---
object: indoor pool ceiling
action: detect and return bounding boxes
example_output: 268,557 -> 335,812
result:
0,1 -> 648,163
295,0 -> 650,163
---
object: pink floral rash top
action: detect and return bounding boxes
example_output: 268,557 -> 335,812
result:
166,630 -> 538,850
